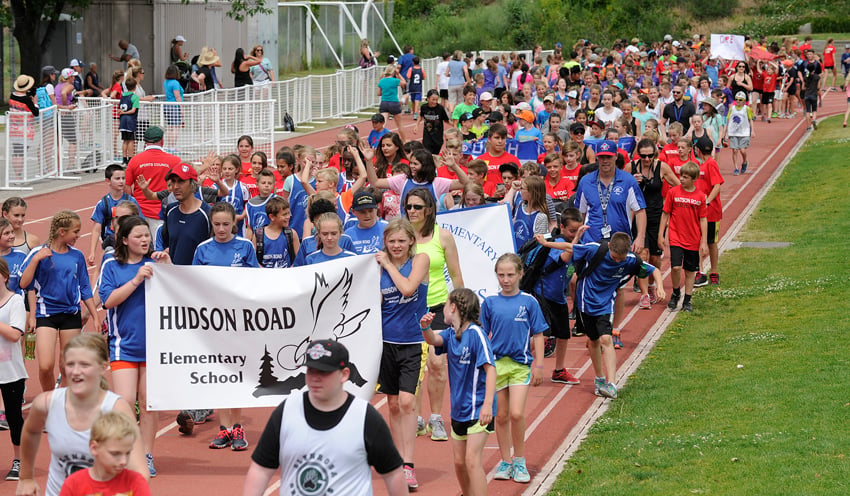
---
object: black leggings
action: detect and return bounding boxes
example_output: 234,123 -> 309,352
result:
0,378 -> 25,445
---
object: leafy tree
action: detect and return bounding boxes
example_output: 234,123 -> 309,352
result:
4,0 -> 270,78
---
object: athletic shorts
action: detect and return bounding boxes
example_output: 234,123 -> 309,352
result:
429,303 -> 448,331
751,89 -> 762,98
575,312 -> 613,341
495,356 -> 531,390
761,92 -> 774,105
804,97 -> 818,113
645,217 -> 662,256
451,418 -> 494,441
439,89 -> 449,100
111,360 -> 146,371
379,101 -> 402,116
121,131 -> 135,141
544,297 -> 571,339
36,312 -> 82,331
377,342 -> 426,395
707,221 -> 720,244
410,92 -> 422,102
729,136 -> 750,149
669,245 -> 699,272
786,86 -> 798,96
825,65 -> 835,70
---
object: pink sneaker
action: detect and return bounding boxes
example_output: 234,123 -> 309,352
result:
648,285 -> 658,304
639,294 -> 651,309
404,465 -> 419,490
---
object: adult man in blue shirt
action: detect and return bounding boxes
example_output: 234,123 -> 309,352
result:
160,163 -> 212,266
397,45 -> 416,113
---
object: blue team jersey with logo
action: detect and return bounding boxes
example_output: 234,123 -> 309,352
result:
538,239 -> 570,304
571,242 -> 654,316
575,168 -> 646,243
3,249 -> 27,296
98,257 -> 153,362
192,237 -> 259,267
380,258 -> 428,344
481,292 -> 548,364
512,205 -> 541,250
260,229 -> 294,268
344,220 -> 388,255
246,195 -> 275,232
436,324 -> 495,422
288,178 -> 312,240
216,179 -> 249,236
20,246 -> 93,317
91,193 -> 140,238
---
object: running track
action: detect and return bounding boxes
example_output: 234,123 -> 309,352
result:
0,94 -> 843,496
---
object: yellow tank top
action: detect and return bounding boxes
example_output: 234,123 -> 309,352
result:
416,225 -> 449,307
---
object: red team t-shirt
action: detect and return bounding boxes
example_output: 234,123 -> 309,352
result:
124,147 -> 182,218
824,45 -> 836,67
476,151 -> 520,191
545,174 -> 574,201
59,468 -> 151,496
762,73 -> 778,93
695,157 -> 724,222
663,185 -> 707,250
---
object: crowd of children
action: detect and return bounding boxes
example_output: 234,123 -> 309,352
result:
0,33 -> 839,496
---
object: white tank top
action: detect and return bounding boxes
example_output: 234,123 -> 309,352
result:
45,388 -> 120,496
279,391 -> 371,496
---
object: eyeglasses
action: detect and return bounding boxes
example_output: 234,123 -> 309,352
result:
257,50 -> 263,53
672,91 -> 682,95
638,153 -> 654,158
405,204 -> 425,211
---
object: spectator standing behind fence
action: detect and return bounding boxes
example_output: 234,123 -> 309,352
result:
69,59 -> 92,98
129,67 -> 156,142
163,65 -> 184,148
109,40 -> 140,69
8,76 -> 39,181
84,63 -> 105,96
232,48 -> 260,88
447,50 -> 471,107
249,45 -> 274,83
359,38 -> 380,68
195,47 -> 221,92
56,69 -> 78,168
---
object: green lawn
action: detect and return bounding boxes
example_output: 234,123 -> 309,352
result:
549,117 -> 850,495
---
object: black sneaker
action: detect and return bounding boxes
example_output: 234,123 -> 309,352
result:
681,301 -> 693,312
741,161 -> 749,173
176,411 -> 194,435
231,424 -> 248,451
667,293 -> 680,311
572,325 -> 584,337
5,459 -> 20,481
543,336 -> 556,358
209,426 -> 232,449
568,308 -> 576,320
693,273 -> 709,288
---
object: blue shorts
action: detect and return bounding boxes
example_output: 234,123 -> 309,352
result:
410,92 -> 422,102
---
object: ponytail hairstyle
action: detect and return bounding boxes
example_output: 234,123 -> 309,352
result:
447,288 -> 481,340
114,216 -> 151,264
211,202 -> 238,234
522,176 -> 550,220
495,252 -> 523,275
314,212 -> 343,249
47,210 -> 81,247
1,197 -> 26,216
381,218 -> 416,261
250,151 -> 268,170
64,333 -> 110,390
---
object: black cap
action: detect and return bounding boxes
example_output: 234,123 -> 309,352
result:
499,162 -> 519,176
304,339 -> 349,371
352,190 -> 378,211
488,111 -> 503,122
371,113 -> 385,123
459,112 -> 474,123
471,107 -> 485,119
696,136 -> 714,154
569,123 -> 585,134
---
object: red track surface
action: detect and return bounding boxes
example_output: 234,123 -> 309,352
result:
0,94 -> 842,496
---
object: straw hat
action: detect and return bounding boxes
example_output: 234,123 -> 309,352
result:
198,46 -> 220,67
701,97 -> 718,110
13,75 -> 35,93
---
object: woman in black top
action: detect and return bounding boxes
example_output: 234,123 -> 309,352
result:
232,48 -> 260,87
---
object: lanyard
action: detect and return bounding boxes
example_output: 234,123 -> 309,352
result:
597,177 -> 614,228
672,102 -> 684,123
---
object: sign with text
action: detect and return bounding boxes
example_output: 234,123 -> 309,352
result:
710,34 -> 746,61
145,256 -> 382,410
437,203 -> 516,300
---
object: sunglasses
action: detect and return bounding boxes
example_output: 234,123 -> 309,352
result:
405,204 -> 425,211
639,153 -> 655,158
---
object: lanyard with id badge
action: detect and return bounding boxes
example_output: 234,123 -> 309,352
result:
597,178 -> 614,239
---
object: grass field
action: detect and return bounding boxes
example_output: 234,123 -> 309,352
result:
549,117 -> 850,495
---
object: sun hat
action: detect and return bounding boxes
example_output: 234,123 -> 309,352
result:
13,75 -> 35,93
479,91 -> 494,101
701,97 -> 718,110
197,47 -> 220,67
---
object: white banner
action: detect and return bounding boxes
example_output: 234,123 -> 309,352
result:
710,34 -> 746,61
436,203 -> 516,300
145,255 -> 382,410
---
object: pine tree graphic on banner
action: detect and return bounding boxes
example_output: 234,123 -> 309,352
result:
258,346 -> 278,387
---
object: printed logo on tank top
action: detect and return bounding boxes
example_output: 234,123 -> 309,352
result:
291,453 -> 334,495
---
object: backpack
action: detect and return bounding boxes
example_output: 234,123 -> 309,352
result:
255,226 -> 295,267
517,229 -> 565,329
573,239 -> 610,281
283,111 -> 295,132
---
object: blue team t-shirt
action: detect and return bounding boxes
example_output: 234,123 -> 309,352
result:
435,324 -> 495,422
293,234 -> 356,267
304,249 -> 357,265
344,220 -> 388,255
481,292 -> 548,364
575,168 -> 646,243
98,257 -> 153,362
3,249 -> 27,296
192,236 -> 259,267
380,257 -> 428,344
20,246 -> 93,317
571,242 -> 654,316
91,193 -> 140,238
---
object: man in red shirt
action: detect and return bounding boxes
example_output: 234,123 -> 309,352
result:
124,126 -> 182,230
693,137 -> 724,287
476,123 -> 520,192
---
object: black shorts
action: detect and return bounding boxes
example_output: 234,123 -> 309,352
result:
379,101 -> 402,115
644,217 -> 662,256
451,418 -> 494,437
544,297 -> 571,339
121,131 -> 135,141
439,89 -> 449,100
804,97 -> 818,113
36,312 -> 82,331
825,65 -> 835,70
377,342 -> 426,395
429,303 -> 448,331
707,221 -> 720,244
575,312 -> 613,341
669,245 -> 700,272
761,92 -> 775,105
752,89 -> 762,97
787,86 -> 798,96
